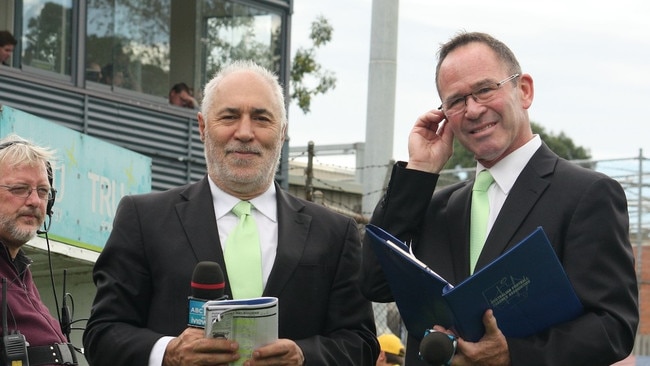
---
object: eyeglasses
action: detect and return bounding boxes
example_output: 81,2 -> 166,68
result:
0,184 -> 53,201
438,73 -> 520,117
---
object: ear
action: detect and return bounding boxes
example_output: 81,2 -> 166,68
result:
197,112 -> 206,142
518,73 -> 534,110
378,351 -> 386,362
281,123 -> 288,142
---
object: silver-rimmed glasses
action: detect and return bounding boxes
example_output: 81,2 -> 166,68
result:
438,73 -> 520,117
0,184 -> 53,201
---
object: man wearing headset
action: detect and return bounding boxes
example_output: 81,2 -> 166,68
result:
0,134 -> 77,365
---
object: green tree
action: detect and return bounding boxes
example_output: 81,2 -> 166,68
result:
443,121 -> 592,170
290,16 -> 337,114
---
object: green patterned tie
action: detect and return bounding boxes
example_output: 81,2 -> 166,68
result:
224,201 -> 263,299
470,170 -> 494,274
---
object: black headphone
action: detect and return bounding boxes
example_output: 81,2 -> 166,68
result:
0,140 -> 56,217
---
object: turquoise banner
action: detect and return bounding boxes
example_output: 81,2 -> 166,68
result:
0,105 -> 151,251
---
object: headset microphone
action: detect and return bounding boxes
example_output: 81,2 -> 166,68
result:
188,262 -> 227,328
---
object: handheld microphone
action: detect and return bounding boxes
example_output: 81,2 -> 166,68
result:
188,261 -> 227,328
419,329 -> 457,366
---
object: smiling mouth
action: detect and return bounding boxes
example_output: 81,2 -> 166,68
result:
231,151 -> 259,157
471,122 -> 496,134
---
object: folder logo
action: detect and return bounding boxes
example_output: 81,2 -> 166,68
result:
482,276 -> 530,309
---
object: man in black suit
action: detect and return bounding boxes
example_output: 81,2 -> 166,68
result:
83,60 -> 379,365
360,31 -> 638,365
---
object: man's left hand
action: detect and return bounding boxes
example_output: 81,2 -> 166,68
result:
453,309 -> 510,366
243,338 -> 305,366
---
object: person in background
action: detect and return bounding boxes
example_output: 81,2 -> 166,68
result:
0,30 -> 17,66
100,63 -> 124,87
0,134 -> 78,365
376,333 -> 405,366
360,31 -> 638,365
85,62 -> 103,82
169,82 -> 199,109
83,60 -> 379,365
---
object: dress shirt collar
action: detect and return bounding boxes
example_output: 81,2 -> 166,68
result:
475,135 -> 542,195
207,178 -> 277,222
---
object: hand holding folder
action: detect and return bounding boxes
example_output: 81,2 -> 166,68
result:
365,224 -> 583,342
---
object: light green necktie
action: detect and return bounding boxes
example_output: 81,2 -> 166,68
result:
470,170 -> 494,274
224,201 -> 263,299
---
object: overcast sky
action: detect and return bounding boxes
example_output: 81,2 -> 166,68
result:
287,0 -> 650,168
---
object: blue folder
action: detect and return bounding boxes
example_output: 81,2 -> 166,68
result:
365,224 -> 583,342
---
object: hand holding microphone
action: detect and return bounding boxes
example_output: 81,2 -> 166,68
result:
161,262 -> 240,366
420,310 -> 510,365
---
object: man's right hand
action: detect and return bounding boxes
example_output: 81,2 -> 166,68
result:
406,109 -> 454,174
163,327 -> 240,366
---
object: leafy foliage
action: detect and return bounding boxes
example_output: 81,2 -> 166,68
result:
290,16 -> 337,114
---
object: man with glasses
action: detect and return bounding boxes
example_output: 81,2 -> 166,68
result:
361,31 -> 638,365
0,134 -> 77,365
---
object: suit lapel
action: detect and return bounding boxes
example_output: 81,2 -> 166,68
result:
447,182 -> 473,280
264,185 -> 311,296
175,177 -> 225,265
476,144 -> 557,270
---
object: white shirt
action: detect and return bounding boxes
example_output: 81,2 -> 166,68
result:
476,135 -> 542,235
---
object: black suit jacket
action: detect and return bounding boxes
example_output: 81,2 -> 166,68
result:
83,177 -> 379,365
361,144 -> 638,365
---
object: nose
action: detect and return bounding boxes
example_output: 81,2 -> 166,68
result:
463,96 -> 485,118
24,188 -> 43,207
234,116 -> 255,141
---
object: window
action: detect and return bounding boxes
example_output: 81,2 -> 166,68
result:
86,0 -> 171,95
21,0 -> 73,75
200,0 -> 282,83
84,0 -> 284,103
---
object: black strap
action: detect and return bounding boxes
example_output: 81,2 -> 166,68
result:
28,343 -> 77,365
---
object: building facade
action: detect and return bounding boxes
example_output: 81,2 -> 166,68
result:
1,0 -> 293,192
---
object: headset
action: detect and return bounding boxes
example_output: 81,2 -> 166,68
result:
0,140 -> 56,217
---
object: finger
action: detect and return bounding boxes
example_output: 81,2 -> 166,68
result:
432,325 -> 446,332
415,110 -> 446,128
483,309 -> 500,336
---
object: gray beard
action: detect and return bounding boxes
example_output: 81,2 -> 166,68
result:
204,137 -> 282,194
0,216 -> 38,244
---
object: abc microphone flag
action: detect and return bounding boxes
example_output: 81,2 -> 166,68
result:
188,261 -> 226,328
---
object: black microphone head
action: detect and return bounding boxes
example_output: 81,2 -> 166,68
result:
191,261 -> 225,300
419,330 -> 456,365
